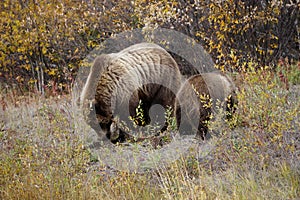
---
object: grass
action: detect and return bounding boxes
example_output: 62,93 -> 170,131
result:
0,62 -> 299,199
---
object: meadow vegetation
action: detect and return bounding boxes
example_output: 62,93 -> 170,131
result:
0,0 -> 299,199
0,62 -> 299,200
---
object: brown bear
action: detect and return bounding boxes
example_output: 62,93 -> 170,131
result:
175,71 -> 237,139
80,43 -> 182,143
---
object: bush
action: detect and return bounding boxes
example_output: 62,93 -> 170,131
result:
1,0 -> 299,93
0,0 -> 138,94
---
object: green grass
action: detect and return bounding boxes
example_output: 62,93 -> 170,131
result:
0,64 -> 299,199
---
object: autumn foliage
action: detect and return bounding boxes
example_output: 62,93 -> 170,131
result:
0,0 -> 299,94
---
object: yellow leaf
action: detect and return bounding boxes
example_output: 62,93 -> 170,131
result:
74,48 -> 79,54
48,68 -> 57,76
42,46 -> 47,54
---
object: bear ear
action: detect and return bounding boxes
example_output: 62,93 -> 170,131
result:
89,54 -> 112,80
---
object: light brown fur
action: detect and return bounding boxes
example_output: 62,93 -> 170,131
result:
80,43 -> 182,143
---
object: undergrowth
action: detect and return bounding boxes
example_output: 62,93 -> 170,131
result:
0,63 -> 299,200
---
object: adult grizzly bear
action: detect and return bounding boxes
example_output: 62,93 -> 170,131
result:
175,71 -> 237,139
80,43 -> 182,143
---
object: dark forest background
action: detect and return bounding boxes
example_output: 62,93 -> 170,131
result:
0,0 -> 299,94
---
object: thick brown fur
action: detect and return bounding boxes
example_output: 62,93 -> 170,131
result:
80,43 -> 182,143
175,71 -> 237,139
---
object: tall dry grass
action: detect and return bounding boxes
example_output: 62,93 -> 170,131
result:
0,63 -> 299,199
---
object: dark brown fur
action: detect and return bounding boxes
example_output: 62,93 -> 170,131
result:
175,71 -> 237,139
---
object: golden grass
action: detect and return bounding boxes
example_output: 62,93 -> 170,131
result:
0,65 -> 299,199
